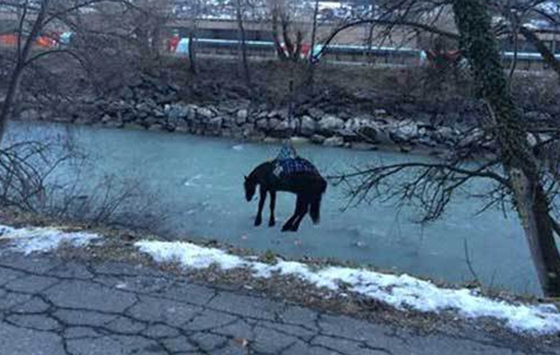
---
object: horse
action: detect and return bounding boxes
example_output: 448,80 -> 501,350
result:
244,159 -> 327,232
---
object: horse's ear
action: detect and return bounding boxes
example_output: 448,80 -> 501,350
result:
244,175 -> 248,181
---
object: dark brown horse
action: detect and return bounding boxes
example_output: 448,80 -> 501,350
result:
244,160 -> 327,232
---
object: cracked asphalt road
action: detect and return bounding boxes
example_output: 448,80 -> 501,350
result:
0,251 -> 558,355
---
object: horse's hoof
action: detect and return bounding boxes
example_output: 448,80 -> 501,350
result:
254,218 -> 262,227
268,220 -> 275,227
281,225 -> 291,232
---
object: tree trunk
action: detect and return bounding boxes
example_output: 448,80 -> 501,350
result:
307,0 -> 320,89
188,31 -> 197,74
235,0 -> 251,86
293,31 -> 303,62
281,14 -> 294,59
271,8 -> 287,60
452,0 -> 560,297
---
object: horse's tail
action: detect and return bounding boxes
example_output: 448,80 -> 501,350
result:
310,179 -> 327,224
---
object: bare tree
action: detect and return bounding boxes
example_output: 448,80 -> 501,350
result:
0,0 -> 165,144
267,0 -> 306,61
331,0 -> 560,297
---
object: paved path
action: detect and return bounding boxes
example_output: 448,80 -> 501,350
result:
0,252 -> 558,355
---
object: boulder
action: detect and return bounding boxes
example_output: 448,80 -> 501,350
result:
256,119 -> 269,130
310,134 -> 326,144
196,107 -> 215,120
308,108 -> 324,119
318,115 -> 345,135
356,126 -> 378,142
351,142 -> 377,151
391,120 -> 418,142
323,136 -> 344,147
236,109 -> 248,125
19,109 -> 40,121
299,116 -> 317,136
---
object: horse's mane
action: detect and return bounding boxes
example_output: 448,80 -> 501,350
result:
248,161 -> 274,181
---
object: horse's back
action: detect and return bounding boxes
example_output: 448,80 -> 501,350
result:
275,158 -> 318,179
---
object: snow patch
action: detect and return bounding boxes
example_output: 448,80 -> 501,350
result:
135,240 -> 560,335
0,225 -> 99,255
136,240 -> 246,270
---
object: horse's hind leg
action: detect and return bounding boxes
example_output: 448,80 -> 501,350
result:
268,191 -> 276,227
282,195 -> 304,232
290,197 -> 310,232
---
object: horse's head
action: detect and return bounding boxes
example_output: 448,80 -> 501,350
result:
244,175 -> 257,202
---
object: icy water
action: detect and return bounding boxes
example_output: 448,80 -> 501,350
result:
6,121 -> 542,295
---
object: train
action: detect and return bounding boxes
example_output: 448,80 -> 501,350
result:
167,36 -> 560,70
2,31 -> 560,71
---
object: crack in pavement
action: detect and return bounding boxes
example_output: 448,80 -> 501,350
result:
0,251 -> 558,355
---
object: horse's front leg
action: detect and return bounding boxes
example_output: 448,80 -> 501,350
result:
268,191 -> 276,227
255,186 -> 267,226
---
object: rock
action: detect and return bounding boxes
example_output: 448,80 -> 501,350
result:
175,120 -> 189,133
351,142 -> 377,151
247,131 -> 266,142
154,109 -> 166,118
290,136 -> 310,145
101,114 -> 112,123
166,104 -> 190,120
307,108 -> 324,119
74,117 -> 93,125
135,102 -> 151,113
310,134 -> 326,144
19,109 -> 40,121
256,119 -> 269,130
121,111 -> 136,123
524,111 -> 541,121
344,115 -> 374,130
236,109 -> 248,125
207,117 -> 223,134
119,87 -> 134,100
300,116 -> 317,136
104,121 -> 123,128
221,115 -> 235,128
458,128 -> 484,148
145,116 -> 159,125
435,126 -> 458,144
268,118 -> 282,131
268,108 -> 288,120
400,145 -> 413,153
357,126 -> 378,142
337,128 -> 359,142
263,137 -> 281,144
123,123 -> 145,130
270,120 -> 293,138
374,109 -> 388,117
196,107 -> 215,120
391,120 -> 418,142
318,115 -> 345,135
323,136 -> 344,147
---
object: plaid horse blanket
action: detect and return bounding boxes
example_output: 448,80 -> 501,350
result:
273,157 -> 318,178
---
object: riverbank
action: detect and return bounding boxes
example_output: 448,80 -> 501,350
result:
0,214 -> 558,354
8,59 -> 560,158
